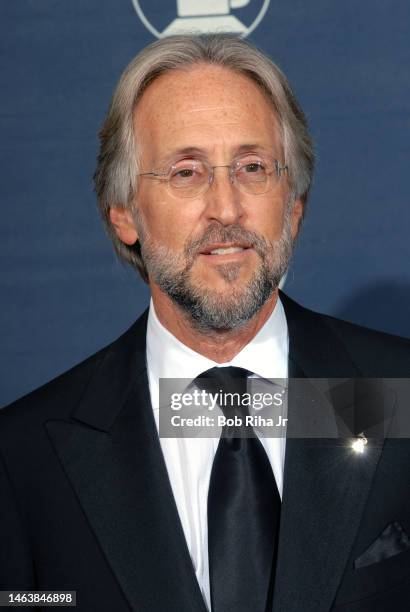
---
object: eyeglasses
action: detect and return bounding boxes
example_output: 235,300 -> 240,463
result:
138,154 -> 288,198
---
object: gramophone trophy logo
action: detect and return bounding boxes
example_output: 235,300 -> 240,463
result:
132,0 -> 271,38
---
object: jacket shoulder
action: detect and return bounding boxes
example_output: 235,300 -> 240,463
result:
0,344 -> 106,433
281,292 -> 410,376
323,310 -> 410,373
0,312 -> 148,434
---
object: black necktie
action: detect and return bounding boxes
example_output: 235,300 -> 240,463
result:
196,367 -> 281,612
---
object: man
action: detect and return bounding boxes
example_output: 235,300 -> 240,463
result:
1,34 -> 410,612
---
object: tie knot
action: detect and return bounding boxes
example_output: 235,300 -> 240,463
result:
194,366 -> 251,422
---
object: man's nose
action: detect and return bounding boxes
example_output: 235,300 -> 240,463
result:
203,166 -> 245,226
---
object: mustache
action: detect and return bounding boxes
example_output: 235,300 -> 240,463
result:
185,224 -> 270,260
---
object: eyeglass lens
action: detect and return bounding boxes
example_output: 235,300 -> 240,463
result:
167,157 -> 281,198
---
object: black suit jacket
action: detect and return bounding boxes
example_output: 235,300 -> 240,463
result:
1,293 -> 410,611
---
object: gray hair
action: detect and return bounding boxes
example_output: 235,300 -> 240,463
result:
94,33 -> 314,281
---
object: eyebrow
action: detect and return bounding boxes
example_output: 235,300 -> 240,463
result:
156,144 -> 272,167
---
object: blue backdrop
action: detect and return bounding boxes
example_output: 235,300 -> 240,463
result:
1,0 -> 410,407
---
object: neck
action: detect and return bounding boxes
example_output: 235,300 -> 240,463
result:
150,285 -> 279,363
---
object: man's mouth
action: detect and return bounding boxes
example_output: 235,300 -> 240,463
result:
200,243 -> 252,256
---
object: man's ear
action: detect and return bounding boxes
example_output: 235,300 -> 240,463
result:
290,198 -> 304,240
109,206 -> 139,245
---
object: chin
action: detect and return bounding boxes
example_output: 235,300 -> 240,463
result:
199,262 -> 255,288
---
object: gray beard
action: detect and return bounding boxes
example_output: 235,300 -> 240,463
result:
135,210 -> 295,332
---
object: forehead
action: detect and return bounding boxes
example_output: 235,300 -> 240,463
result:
133,64 -> 282,165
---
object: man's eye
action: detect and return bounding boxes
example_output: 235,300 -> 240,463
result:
174,168 -> 195,178
171,161 -> 206,183
244,162 -> 265,173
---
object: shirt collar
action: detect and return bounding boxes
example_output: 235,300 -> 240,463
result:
146,296 -> 288,385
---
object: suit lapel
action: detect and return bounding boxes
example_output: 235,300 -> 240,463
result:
273,294 -> 385,612
45,312 -> 207,612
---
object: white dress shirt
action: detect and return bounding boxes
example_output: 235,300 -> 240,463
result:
146,297 -> 289,611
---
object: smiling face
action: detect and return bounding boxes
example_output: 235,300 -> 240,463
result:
110,64 -> 303,331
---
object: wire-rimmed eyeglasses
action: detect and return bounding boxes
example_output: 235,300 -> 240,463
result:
138,154 -> 288,198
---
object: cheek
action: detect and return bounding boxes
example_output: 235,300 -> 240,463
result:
136,190 -> 171,240
247,199 -> 286,241
138,196 -> 203,249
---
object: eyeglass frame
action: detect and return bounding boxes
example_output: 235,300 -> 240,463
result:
137,154 -> 289,198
